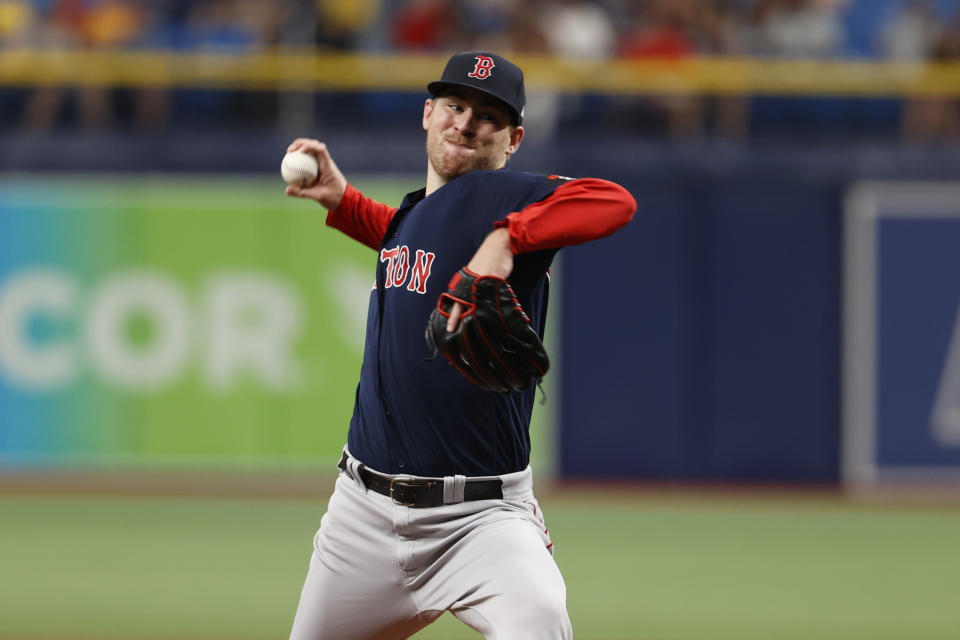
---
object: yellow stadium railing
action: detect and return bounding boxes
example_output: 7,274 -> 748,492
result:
2,50 -> 960,97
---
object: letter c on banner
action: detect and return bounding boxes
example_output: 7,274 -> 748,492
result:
0,268 -> 78,391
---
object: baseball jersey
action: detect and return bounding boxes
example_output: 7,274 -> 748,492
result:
326,169 -> 635,477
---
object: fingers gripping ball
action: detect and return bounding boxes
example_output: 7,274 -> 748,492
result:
425,268 -> 549,393
281,151 -> 319,187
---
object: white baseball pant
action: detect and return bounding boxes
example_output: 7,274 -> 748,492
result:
288,451 -> 573,639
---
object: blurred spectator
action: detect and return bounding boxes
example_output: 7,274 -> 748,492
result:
390,0 -> 458,50
181,0 -> 267,51
174,0 -> 286,128
508,0 -> 563,142
619,0 -> 697,59
504,0 -> 549,53
696,0 -> 751,139
878,0 -> 941,61
314,0 -> 380,49
540,0 -> 617,59
86,0 -> 142,47
749,0 -> 846,58
693,0 -> 748,54
19,0 -> 147,130
0,0 -> 36,46
458,0 -> 513,49
531,0 -> 617,140
4,0 -> 960,144
615,0 -> 705,139
900,15 -> 960,142
612,0 -> 753,140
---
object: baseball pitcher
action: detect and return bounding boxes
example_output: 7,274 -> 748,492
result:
284,51 -> 636,639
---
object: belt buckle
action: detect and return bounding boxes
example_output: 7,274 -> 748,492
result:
389,477 -> 418,507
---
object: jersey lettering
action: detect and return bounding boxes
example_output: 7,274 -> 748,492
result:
380,245 -> 435,294
407,250 -> 437,294
467,55 -> 495,80
393,246 -> 410,287
379,247 -> 400,287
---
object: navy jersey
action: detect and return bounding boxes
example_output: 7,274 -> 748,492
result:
346,170 -> 563,477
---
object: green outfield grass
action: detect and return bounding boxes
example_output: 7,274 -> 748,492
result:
2,489 -> 959,640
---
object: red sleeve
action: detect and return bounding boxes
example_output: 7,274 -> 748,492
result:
494,178 -> 636,253
325,183 -> 398,251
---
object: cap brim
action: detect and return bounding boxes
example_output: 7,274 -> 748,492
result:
427,81 -> 521,125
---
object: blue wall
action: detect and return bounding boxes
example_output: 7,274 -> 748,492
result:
559,175 -> 842,481
553,141 -> 960,483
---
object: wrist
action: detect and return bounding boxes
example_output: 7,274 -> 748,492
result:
466,228 -> 514,279
329,182 -> 355,213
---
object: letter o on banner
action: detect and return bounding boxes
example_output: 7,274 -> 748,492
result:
86,270 -> 191,391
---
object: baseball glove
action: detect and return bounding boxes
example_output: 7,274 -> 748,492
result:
425,268 -> 549,392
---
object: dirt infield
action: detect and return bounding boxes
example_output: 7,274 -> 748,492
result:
0,468 -> 335,499
3,467 -> 959,506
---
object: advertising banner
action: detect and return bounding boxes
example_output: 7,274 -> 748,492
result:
0,175 -> 416,470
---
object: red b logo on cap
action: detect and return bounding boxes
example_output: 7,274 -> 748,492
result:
467,55 -> 495,80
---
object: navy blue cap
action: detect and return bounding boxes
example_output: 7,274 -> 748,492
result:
427,51 -> 526,125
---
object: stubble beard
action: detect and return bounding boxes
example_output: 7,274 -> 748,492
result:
426,131 -> 502,182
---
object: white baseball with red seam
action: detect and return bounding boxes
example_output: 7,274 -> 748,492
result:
281,151 -> 319,187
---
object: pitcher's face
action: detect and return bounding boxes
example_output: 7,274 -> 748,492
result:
423,88 -> 524,182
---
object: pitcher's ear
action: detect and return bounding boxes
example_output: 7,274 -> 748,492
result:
506,126 -> 525,156
423,98 -> 435,130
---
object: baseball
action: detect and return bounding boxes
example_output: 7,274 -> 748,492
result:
281,151 -> 319,187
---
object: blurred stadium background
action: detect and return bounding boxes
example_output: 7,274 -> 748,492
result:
3,0 -> 960,638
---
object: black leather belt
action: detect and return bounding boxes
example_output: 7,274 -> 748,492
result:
338,452 -> 503,508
